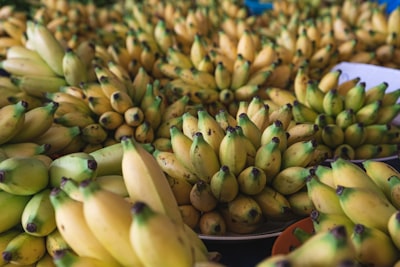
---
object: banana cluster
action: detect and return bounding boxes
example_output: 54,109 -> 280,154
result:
257,158 -> 400,266
154,103 -> 330,235
0,132 -> 220,266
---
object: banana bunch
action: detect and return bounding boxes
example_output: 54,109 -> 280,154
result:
257,157 -> 400,266
265,68 -> 400,160
151,102 -> 331,235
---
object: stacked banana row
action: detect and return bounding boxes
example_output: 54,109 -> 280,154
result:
257,158 -> 400,266
0,133 -> 224,266
264,68 -> 400,160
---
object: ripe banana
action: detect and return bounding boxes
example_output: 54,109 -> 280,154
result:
210,165 -> 239,203
0,101 -> 28,145
0,190 -> 31,233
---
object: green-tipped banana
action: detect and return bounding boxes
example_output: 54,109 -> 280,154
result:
351,223 -> 399,266
30,21 -> 65,76
310,209 -> 355,235
260,120 -> 288,151
272,166 -> 309,195
2,232 -> 46,266
305,80 -> 325,113
255,136 -> 282,179
0,156 -> 49,195
21,188 -> 56,237
336,185 -> 396,233
49,152 -> 98,187
210,165 -> 239,202
0,191 -> 31,233
0,101 -> 28,145
0,229 -> 22,266
281,139 -> 317,169
286,226 -> 356,266
190,132 -> 221,183
53,248 -> 117,267
388,210 -> 400,250
130,201 -> 194,267
344,82 -> 366,112
218,126 -> 247,176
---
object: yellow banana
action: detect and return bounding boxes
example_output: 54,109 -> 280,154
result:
281,139 -> 317,169
190,180 -> 218,213
210,165 -> 239,203
218,126 -> 247,176
253,186 -> 291,220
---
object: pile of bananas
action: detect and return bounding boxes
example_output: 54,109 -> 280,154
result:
0,0 -> 399,265
257,158 -> 400,266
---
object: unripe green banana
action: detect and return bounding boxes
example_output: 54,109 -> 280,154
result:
21,188 -> 56,237
210,165 -> 239,203
343,122 -> 367,148
2,232 -> 46,265
49,152 -> 98,187
351,224 -> 399,267
321,124 -> 345,149
218,126 -> 247,176
336,185 -> 396,233
335,109 -> 356,129
0,156 -> 49,195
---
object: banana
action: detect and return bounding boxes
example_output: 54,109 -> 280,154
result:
388,210 -> 400,250
49,152 -> 98,187
21,188 -> 56,237
271,166 -> 309,195
2,232 -> 46,266
0,156 -> 49,195
189,132 -> 221,183
337,77 -> 362,96
0,58 -> 57,77
281,139 -> 317,169
33,124 -> 81,156
121,136 -> 183,225
0,190 -> 31,233
153,149 -> 199,184
255,136 -> 282,179
287,190 -> 315,216
292,100 -> 319,123
130,201 -> 194,267
307,174 -> 345,215
220,194 -> 264,234
305,80 -> 325,113
237,112 -> 262,148
98,110 -> 124,130
52,248 -> 117,267
210,165 -> 239,203
362,159 -> 400,199
109,90 -> 134,115
35,252 -> 56,267
190,180 -> 218,213
198,210 -> 227,236
375,103 -> 400,124
335,109 -> 356,129
0,229 -> 23,266
388,175 -> 400,209
253,186 -> 291,220
124,106 -> 144,127
62,48 -> 87,86
197,109 -> 225,154
331,157 -> 384,193
310,210 -> 355,236
336,185 -> 396,233
59,177 -> 83,202
293,65 -> 309,105
256,254 -> 292,267
320,124 -> 345,149
218,126 -> 247,176
0,101 -> 28,145
318,69 -> 342,93
89,143 -> 122,176
49,188 -> 119,264
364,82 -> 388,105
215,109 -> 237,131
354,143 -> 382,160
237,166 -> 267,196
351,224 -> 399,267
265,87 -> 297,106
166,174 -> 192,206
249,104 -> 270,132
322,89 -> 344,117
0,142 -> 50,158
286,122 -> 319,146
286,225 -> 356,266
214,61 -> 232,90
29,21 -> 65,76
78,179 -> 143,267
344,122 -> 367,148
268,103 -> 293,130
8,101 -> 58,143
